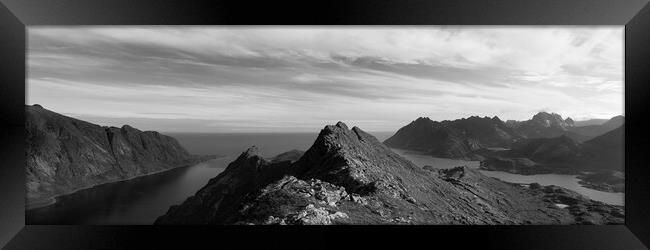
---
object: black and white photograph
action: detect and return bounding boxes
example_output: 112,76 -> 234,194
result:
25,26 -> 624,225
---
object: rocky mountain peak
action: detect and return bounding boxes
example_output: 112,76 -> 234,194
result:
335,121 -> 349,130
242,146 -> 261,157
221,146 -> 267,174
510,112 -> 581,139
531,112 -> 564,126
413,117 -> 434,124
564,117 -> 575,127
296,121 -> 421,197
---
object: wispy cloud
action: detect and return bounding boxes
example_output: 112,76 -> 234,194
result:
27,26 -> 624,132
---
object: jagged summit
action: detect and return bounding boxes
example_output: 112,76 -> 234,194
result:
242,146 -> 260,157
295,120 -> 423,197
334,121 -> 349,130
531,112 -> 568,127
509,111 -> 586,140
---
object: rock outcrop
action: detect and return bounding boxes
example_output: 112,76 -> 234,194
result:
25,105 -> 198,208
383,116 -> 520,160
156,122 -> 623,225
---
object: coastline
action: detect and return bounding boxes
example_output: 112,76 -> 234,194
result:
393,147 -> 625,195
478,165 -> 625,194
26,157 -> 220,210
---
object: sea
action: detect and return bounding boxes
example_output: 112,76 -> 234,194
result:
26,132 -> 624,225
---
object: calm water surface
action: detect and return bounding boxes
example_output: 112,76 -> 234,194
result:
27,156 -> 234,224
27,132 -> 622,224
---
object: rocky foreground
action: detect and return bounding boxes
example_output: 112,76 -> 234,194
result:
155,122 -> 623,225
26,105 -> 205,208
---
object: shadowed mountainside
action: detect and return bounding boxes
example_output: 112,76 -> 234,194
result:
155,122 -> 622,225
26,105 -> 202,208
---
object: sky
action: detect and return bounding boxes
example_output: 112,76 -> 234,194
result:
27,26 -> 624,133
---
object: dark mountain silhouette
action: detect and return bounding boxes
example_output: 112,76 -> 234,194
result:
156,122 -> 622,225
25,105 -> 202,208
383,116 -> 521,159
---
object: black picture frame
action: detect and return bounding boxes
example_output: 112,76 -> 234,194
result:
1,0 -> 649,249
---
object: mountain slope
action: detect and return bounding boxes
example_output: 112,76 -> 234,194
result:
26,105 -> 197,207
383,116 -> 520,159
577,125 -> 624,171
480,125 -> 624,175
156,122 -> 622,225
568,115 -> 624,140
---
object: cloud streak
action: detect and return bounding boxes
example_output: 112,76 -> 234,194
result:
27,26 -> 624,132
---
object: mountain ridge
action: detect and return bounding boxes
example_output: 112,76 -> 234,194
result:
384,116 -> 520,160
25,104 -> 206,208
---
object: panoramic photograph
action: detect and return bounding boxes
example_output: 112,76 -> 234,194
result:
25,26 -> 624,225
